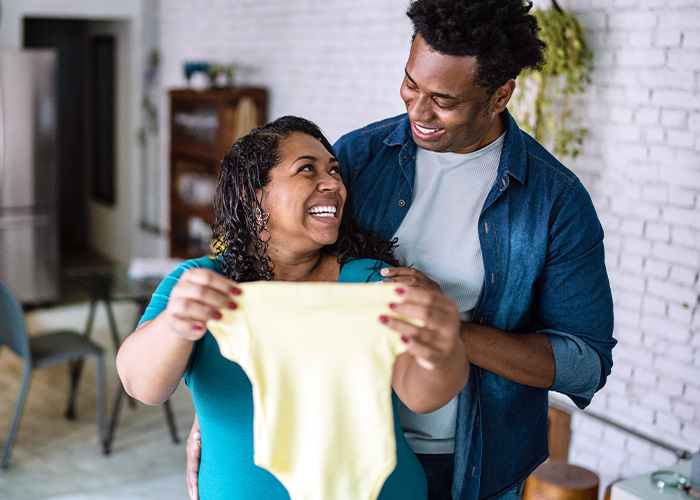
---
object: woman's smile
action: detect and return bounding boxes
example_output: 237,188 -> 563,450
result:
307,200 -> 341,224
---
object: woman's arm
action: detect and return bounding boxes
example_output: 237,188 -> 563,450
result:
116,268 -> 239,405
385,285 -> 470,414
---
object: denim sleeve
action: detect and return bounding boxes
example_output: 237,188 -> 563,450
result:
537,180 -> 616,409
544,329 -> 603,407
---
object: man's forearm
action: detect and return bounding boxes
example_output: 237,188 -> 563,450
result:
460,322 -> 555,388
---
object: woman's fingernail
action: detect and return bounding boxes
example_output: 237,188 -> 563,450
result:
231,286 -> 242,295
395,287 -> 405,295
401,336 -> 409,344
228,301 -> 238,310
192,324 -> 203,331
379,315 -> 389,324
381,268 -> 390,276
212,311 -> 222,320
389,303 -> 398,310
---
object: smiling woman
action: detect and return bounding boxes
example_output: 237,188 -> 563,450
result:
211,116 -> 399,283
115,115 -> 467,500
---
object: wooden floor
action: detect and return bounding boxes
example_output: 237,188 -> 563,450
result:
0,299 -> 195,499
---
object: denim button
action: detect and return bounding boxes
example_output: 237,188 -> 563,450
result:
398,199 -> 405,207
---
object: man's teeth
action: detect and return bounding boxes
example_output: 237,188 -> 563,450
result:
308,206 -> 337,217
416,124 -> 440,134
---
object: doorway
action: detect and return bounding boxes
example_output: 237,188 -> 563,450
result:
23,18 -> 117,268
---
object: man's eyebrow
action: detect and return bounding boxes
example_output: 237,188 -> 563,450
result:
404,69 -> 459,101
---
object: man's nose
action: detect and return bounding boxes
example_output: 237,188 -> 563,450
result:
409,93 -> 434,122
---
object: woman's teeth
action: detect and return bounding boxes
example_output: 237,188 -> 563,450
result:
415,124 -> 441,134
308,206 -> 337,217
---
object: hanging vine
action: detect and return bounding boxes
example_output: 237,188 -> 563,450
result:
509,2 -> 593,158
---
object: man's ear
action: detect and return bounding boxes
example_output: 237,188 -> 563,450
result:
492,79 -> 516,114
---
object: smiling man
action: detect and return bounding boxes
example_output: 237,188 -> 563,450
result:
333,1 -> 616,499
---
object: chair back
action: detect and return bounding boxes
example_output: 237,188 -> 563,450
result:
0,282 -> 31,360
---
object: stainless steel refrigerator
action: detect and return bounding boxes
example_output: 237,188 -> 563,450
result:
0,49 -> 60,304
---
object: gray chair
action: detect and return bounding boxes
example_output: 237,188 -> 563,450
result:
0,281 -> 105,469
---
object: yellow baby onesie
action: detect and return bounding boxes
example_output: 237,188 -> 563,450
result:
206,281 -> 407,500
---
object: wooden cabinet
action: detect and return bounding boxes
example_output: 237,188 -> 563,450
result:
168,88 -> 267,258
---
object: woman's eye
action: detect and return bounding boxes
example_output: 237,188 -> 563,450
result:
330,166 -> 341,175
298,164 -> 313,172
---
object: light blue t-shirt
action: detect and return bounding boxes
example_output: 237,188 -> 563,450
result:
139,256 -> 428,500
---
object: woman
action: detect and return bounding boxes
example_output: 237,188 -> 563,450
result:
116,116 -> 468,500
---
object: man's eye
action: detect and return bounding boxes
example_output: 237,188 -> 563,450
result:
435,100 -> 456,110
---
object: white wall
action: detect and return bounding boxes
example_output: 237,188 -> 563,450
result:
157,0 -> 699,490
553,0 -> 700,487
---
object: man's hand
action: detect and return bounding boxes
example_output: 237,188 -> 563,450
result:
380,266 -> 441,292
186,415 -> 202,500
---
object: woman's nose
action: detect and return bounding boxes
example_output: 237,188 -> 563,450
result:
318,173 -> 342,191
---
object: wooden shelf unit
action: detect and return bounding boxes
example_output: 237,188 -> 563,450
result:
168,88 -> 268,259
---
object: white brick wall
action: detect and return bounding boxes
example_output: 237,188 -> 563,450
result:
158,0 -> 700,493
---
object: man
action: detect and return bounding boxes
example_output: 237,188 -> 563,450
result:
186,1 -> 615,499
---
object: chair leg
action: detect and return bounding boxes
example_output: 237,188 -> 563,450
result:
96,355 -> 106,454
1,366 -> 32,469
102,382 -> 125,455
66,359 -> 85,420
163,399 -> 180,443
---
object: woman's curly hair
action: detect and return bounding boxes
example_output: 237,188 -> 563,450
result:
407,0 -> 546,97
212,115 -> 399,283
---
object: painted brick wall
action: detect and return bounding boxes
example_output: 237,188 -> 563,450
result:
158,0 -> 700,492
552,0 -> 700,491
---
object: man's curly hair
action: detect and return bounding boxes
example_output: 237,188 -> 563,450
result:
212,115 -> 399,283
407,0 -> 546,96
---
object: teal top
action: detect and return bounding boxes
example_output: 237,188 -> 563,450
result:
140,257 -> 428,500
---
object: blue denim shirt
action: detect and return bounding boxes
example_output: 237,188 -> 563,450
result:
334,111 -> 615,500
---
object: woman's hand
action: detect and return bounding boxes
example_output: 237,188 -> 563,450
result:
117,268 -> 241,406
163,268 -> 241,340
383,284 -> 469,413
381,286 -> 464,371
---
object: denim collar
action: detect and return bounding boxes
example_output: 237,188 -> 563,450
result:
382,109 -> 528,190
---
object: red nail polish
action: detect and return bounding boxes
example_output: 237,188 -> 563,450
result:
213,311 -> 222,320
401,336 -> 409,344
192,325 -> 203,331
379,315 -> 389,324
231,286 -> 242,295
389,303 -> 398,310
395,287 -> 405,295
228,302 -> 238,310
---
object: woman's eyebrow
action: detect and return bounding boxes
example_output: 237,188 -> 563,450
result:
294,155 -> 318,163
293,155 -> 339,164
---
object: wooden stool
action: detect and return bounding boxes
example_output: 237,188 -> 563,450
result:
523,460 -> 599,500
